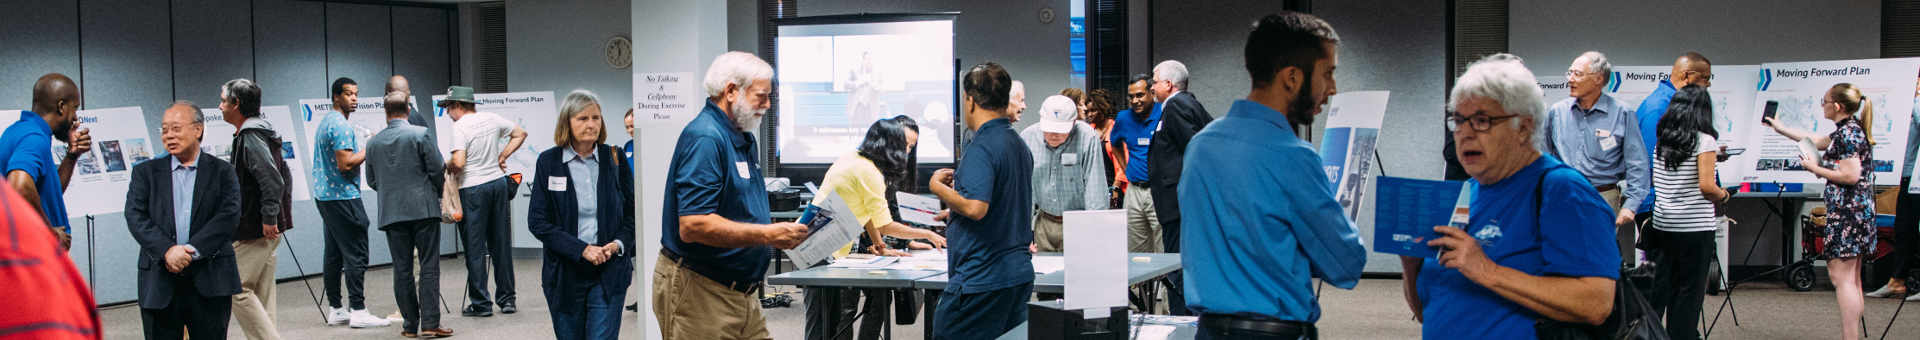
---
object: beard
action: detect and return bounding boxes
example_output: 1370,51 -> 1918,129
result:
731,97 -> 764,131
1285,72 -> 1321,126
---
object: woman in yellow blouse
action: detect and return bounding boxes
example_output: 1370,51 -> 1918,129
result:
804,116 -> 946,340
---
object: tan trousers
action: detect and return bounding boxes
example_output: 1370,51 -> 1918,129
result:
652,256 -> 771,340
1126,182 -> 1162,253
1034,213 -> 1064,252
1599,188 -> 1635,265
231,237 -> 281,340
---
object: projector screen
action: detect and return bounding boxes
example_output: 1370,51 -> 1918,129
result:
776,16 -> 956,164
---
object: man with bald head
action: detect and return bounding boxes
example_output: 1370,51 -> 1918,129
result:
1632,52 -> 1714,225
5,73 -> 92,249
386,75 -> 434,134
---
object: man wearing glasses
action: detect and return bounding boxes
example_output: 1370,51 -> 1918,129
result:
1543,51 -> 1648,269
1630,53 -> 1715,230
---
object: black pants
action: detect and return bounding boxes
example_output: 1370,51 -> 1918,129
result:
318,198 -> 370,310
1649,228 -> 1714,340
140,277 -> 232,340
1885,176 -> 1920,283
803,287 -> 892,340
460,177 -> 517,309
386,218 -> 444,332
1160,219 -> 1189,315
1196,323 -> 1314,340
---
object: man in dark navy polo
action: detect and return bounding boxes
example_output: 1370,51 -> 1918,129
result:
929,62 -> 1035,340
654,51 -> 811,340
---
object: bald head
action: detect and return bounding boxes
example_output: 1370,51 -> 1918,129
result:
1671,52 -> 1713,88
385,91 -> 410,118
386,75 -> 411,95
31,73 -> 81,142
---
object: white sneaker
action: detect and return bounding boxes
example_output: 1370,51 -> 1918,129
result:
327,307 -> 350,326
1866,285 -> 1903,298
1907,293 -> 1920,302
348,309 -> 392,328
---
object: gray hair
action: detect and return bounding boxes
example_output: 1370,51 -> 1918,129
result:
171,100 -> 206,124
1574,51 -> 1611,77
554,89 -> 605,146
1153,60 -> 1190,90
703,51 -> 775,98
1449,53 -> 1546,151
1009,80 -> 1026,97
220,78 -> 262,118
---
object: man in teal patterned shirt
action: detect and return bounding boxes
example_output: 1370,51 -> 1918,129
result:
310,77 -> 390,329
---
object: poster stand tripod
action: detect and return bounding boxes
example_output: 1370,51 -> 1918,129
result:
86,215 -> 94,295
282,233 -> 328,323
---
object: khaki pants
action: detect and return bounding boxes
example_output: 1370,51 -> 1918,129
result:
1034,213 -> 1064,252
1599,188 -> 1635,265
653,256 -> 771,340
231,237 -> 281,340
1126,182 -> 1162,253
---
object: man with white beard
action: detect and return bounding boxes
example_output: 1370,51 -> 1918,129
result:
654,51 -> 810,340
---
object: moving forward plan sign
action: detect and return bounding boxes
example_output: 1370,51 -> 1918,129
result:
298,97 -> 415,192
1738,58 -> 1920,186
431,91 -> 557,179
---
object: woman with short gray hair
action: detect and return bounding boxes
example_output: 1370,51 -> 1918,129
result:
527,89 -> 635,340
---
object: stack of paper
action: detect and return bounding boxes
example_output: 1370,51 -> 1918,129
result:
826,256 -> 899,269
1033,256 -> 1067,274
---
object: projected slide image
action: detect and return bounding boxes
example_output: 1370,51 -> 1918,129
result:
777,19 -> 956,164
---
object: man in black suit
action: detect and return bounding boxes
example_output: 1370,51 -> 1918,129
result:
126,101 -> 243,340
1147,60 -> 1210,316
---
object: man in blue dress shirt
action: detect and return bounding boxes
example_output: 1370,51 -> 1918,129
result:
929,62 -> 1034,340
1178,12 -> 1366,339
1543,51 -> 1649,267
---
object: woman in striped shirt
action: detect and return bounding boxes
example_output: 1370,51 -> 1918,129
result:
1647,85 -> 1731,340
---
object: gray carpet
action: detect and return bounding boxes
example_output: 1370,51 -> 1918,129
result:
97,258 -> 1920,339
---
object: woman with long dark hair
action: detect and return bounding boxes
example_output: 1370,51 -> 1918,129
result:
1767,83 -> 1878,339
1647,85 -> 1730,340
803,116 -> 946,340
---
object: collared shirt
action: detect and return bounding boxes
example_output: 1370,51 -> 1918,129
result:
310,111 -> 361,201
1904,98 -> 1919,178
1110,104 -> 1161,183
1020,122 -> 1107,216
1632,81 -> 1678,214
565,146 -> 600,246
662,101 -> 772,283
1178,100 -> 1367,322
1418,156 -> 1621,339
1544,93 -> 1648,209
0,111 -> 67,230
947,118 -> 1034,294
170,156 -> 197,245
452,112 -> 518,188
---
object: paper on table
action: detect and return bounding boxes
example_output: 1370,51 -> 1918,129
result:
896,192 -> 946,227
1064,210 -> 1128,319
825,255 -> 898,269
1032,256 -> 1067,274
1133,325 -> 1177,340
783,191 -> 865,270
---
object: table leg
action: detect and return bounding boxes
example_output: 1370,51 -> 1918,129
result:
922,289 -> 940,340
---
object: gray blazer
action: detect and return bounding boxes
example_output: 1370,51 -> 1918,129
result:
366,118 -> 445,228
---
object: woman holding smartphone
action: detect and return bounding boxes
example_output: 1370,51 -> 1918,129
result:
1765,83 -> 1878,340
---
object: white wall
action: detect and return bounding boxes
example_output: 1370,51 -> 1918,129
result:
507,0 -> 633,144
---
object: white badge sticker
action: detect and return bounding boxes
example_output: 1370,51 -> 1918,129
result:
736,161 -> 752,179
548,176 -> 568,191
1137,137 -> 1150,146
1061,153 -> 1078,166
1598,129 -> 1618,151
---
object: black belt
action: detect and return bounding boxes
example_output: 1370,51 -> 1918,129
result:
1200,314 -> 1315,338
660,250 -> 763,294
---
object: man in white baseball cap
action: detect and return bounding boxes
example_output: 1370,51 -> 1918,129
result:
1019,95 -> 1109,252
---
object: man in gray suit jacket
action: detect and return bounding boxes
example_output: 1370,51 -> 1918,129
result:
365,91 -> 452,338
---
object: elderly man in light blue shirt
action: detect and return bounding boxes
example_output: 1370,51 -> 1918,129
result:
1543,51 -> 1648,267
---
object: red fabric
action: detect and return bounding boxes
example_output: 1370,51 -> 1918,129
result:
0,184 -> 100,340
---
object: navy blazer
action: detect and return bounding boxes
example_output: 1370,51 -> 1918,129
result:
1148,91 -> 1211,226
528,144 -> 636,291
124,153 -> 243,310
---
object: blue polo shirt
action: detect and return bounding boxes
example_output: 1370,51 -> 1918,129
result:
0,111 -> 68,230
1417,155 -> 1621,339
1179,100 -> 1366,322
1109,104 -> 1160,184
1633,80 -> 1678,214
947,117 -> 1034,294
662,101 -> 772,283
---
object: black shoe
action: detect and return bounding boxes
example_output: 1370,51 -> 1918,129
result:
499,303 -> 517,314
461,305 -> 493,317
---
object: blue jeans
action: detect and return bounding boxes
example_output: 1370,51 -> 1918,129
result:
551,278 -> 621,340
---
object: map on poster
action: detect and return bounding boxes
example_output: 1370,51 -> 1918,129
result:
1737,58 -> 1920,186
200,106 -> 315,201
298,97 -> 415,191
1603,65 -> 1761,186
54,106 -> 150,216
431,91 -> 557,180
1319,91 -> 1389,220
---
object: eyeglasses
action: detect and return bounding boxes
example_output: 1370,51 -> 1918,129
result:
1445,113 -> 1521,132
1565,70 -> 1591,79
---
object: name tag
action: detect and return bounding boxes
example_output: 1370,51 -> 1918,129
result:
547,176 -> 568,191
736,161 -> 752,179
1596,129 -> 1618,151
1136,138 -> 1150,146
1061,153 -> 1078,166
1154,121 -> 1163,132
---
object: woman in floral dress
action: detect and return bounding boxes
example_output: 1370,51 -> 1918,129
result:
1765,83 -> 1879,340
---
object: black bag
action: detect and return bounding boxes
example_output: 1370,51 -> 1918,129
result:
1529,168 -> 1670,340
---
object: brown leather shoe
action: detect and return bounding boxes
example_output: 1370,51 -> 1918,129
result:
401,331 -> 418,338
420,327 -> 455,338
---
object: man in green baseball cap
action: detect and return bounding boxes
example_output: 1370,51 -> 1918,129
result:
439,85 -> 529,317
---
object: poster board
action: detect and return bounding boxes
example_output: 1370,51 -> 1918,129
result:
1738,58 -> 1920,186
430,91 -> 557,179
298,97 -> 414,191
55,106 -> 150,216
1605,65 -> 1761,186
1319,91 -> 1389,220
200,106 -> 315,201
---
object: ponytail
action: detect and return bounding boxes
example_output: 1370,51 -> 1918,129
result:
1856,88 -> 1875,146
1829,84 -> 1876,145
